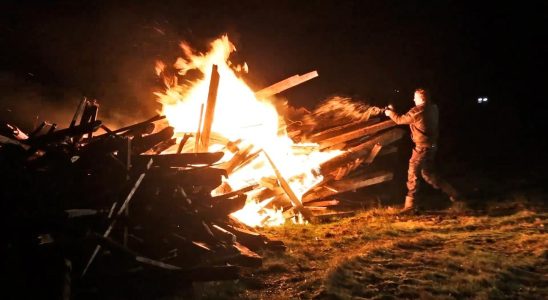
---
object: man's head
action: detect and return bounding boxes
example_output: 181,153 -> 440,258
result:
413,88 -> 429,106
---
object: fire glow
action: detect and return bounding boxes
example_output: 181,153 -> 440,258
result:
155,36 -> 340,227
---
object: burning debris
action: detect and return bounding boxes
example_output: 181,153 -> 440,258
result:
154,35 -> 403,226
2,35 -> 404,297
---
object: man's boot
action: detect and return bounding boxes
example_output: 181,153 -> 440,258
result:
400,196 -> 415,214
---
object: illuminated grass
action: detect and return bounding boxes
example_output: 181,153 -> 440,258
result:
194,200 -> 547,299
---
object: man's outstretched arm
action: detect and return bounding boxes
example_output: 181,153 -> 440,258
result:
385,108 -> 417,124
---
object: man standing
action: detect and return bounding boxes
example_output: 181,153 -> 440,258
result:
385,88 -> 461,212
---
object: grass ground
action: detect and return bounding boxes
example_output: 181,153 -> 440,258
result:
193,188 -> 547,300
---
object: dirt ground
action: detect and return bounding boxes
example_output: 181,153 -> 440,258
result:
193,181 -> 547,299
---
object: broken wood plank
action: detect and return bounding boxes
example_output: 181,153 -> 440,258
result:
177,134 -> 192,154
212,184 -> 259,200
195,103 -> 204,152
303,199 -> 340,207
303,170 -> 393,202
82,158 -> 154,277
318,119 -> 396,149
29,120 -> 101,146
96,115 -> 166,137
198,65 -> 220,152
378,145 -> 398,156
263,151 -> 312,220
134,152 -> 224,167
255,71 -> 318,98
70,97 -> 87,128
364,143 -> 383,164
131,126 -> 175,154
225,224 -> 267,250
318,128 -> 405,175
221,144 -> 253,174
304,206 -> 328,211
201,194 -> 247,219
152,138 -> 176,154
308,118 -> 380,142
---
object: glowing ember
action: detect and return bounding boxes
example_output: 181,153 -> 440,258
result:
155,35 -> 340,227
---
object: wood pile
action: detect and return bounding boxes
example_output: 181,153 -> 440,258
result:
224,114 -> 405,223
1,68 -> 404,298
1,99 -> 284,298
203,70 -> 405,223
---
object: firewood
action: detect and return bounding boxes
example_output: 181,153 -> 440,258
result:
255,71 -> 318,98
220,144 -> 253,174
307,118 -> 380,142
224,225 -> 267,250
318,128 -> 405,175
303,199 -> 340,207
96,115 -> 166,138
318,119 -> 396,149
69,97 -> 88,128
302,170 -> 393,202
263,151 -> 313,220
197,65 -> 220,152
199,194 -> 247,219
211,224 -> 237,243
304,206 -> 328,211
195,103 -> 204,152
154,167 -> 227,189
82,158 -> 154,277
176,134 -> 192,154
122,122 -> 155,137
152,138 -> 177,154
134,152 -> 224,167
131,126 -> 174,154
29,120 -> 101,146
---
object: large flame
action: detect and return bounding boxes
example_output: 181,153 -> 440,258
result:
156,35 -> 340,227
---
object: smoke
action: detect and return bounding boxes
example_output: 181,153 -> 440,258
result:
0,72 -> 78,132
0,72 -> 156,135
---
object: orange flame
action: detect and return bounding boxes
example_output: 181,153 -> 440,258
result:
156,35 -> 340,227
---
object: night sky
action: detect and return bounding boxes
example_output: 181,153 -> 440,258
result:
1,0 -> 547,169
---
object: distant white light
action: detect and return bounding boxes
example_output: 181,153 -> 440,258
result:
477,97 -> 489,104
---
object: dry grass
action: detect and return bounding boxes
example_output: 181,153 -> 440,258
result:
194,196 -> 547,299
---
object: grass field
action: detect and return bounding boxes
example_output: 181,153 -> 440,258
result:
194,191 -> 547,299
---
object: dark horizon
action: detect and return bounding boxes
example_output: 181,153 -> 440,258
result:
1,0 -> 547,168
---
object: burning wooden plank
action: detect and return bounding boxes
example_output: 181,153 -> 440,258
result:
302,170 -> 393,203
263,151 -> 313,220
220,144 -> 253,175
134,152 -> 224,167
304,199 -> 340,207
255,71 -> 318,98
198,65 -> 220,152
176,134 -> 191,154
195,103 -> 204,152
318,128 -> 405,175
317,119 -> 396,149
307,118 -> 380,142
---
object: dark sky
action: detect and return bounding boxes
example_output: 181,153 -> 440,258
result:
1,0 -> 547,165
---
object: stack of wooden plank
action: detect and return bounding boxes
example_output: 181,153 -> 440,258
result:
218,115 -> 405,223
202,70 -> 406,224
1,100 -> 285,298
